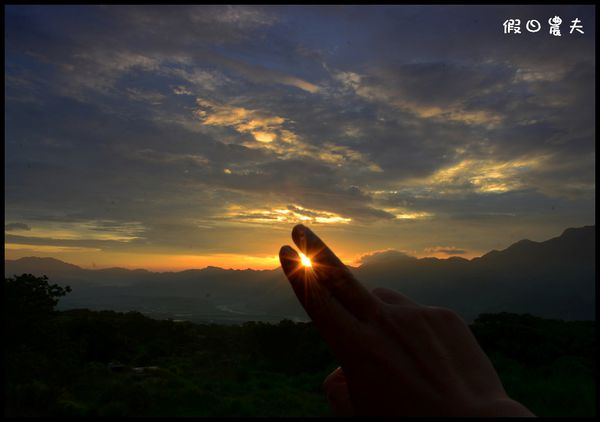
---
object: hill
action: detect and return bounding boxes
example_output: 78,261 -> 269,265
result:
5,226 -> 595,322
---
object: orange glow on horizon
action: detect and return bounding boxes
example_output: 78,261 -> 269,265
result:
7,242 -> 484,272
4,246 -> 284,272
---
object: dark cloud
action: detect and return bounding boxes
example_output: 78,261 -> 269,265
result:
358,250 -> 416,266
5,223 -> 31,231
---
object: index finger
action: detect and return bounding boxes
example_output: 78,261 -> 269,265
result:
279,245 -> 363,357
291,224 -> 380,320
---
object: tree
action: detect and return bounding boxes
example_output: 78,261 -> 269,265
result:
5,274 -> 71,347
5,273 -> 71,315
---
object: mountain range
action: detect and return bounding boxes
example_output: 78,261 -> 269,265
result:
5,225 -> 595,323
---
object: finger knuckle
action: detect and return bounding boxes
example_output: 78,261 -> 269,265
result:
397,306 -> 427,326
371,287 -> 387,296
430,306 -> 464,324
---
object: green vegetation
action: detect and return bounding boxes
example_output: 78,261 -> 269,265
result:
5,274 -> 596,417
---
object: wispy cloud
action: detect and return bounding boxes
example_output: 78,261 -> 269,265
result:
221,204 -> 352,225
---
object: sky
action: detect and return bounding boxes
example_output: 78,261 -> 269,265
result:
5,5 -> 596,271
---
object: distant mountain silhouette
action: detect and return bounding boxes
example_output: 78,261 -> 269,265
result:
5,226 -> 595,322
6,256 -> 83,274
354,225 -> 595,321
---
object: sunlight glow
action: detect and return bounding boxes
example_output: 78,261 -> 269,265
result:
223,204 -> 352,225
299,252 -> 312,267
252,130 -> 277,143
424,157 -> 545,194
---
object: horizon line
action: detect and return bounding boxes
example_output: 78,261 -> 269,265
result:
5,225 -> 594,273
5,251 -> 477,273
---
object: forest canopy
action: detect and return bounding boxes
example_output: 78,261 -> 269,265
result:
4,274 -> 596,417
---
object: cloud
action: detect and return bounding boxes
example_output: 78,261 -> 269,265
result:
195,98 -> 383,172
172,86 -> 193,96
190,5 -> 277,27
5,220 -> 145,243
381,208 -> 433,220
126,88 -> 165,105
336,61 -> 510,128
5,243 -> 101,253
169,68 -> 229,92
208,54 -> 320,93
5,222 -> 31,231
196,98 -> 286,143
415,156 -> 549,195
357,249 -> 416,266
130,149 -> 209,166
423,246 -> 467,255
221,204 -> 352,225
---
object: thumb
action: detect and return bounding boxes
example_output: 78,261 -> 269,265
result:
323,367 -> 354,416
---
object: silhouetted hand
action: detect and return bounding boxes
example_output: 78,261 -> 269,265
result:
279,224 -> 535,417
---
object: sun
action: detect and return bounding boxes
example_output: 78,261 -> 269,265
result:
299,252 -> 312,267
